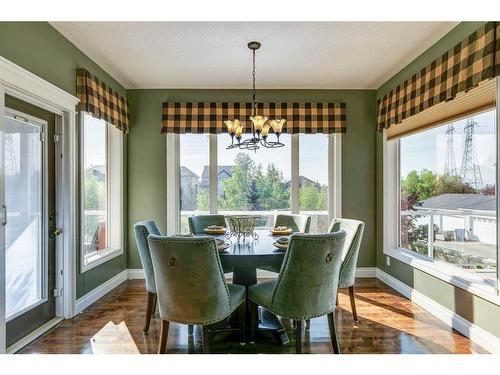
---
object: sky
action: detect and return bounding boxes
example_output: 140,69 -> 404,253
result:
180,133 -> 329,185
400,109 -> 496,186
83,113 -> 106,169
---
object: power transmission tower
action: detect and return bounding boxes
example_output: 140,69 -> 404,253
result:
444,124 -> 457,176
460,117 -> 483,190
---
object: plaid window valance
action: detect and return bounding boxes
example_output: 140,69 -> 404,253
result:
377,22 -> 499,131
76,68 -> 130,133
161,102 -> 346,134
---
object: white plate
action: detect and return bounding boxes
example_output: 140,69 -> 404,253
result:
273,242 -> 288,250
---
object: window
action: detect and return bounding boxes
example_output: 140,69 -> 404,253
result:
179,134 -> 210,234
169,133 -> 341,235
217,133 -> 291,228
4,113 -> 45,319
299,134 -> 329,233
399,110 -> 496,280
385,106 -> 500,301
80,113 -> 123,271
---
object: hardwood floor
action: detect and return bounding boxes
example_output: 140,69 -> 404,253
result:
19,278 -> 487,354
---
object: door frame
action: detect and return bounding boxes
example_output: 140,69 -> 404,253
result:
0,56 -> 79,353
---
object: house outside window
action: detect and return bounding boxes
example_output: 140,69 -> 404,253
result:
80,113 -> 123,271
174,133 -> 341,235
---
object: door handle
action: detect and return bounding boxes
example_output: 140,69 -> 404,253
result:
50,227 -> 63,238
1,204 -> 6,226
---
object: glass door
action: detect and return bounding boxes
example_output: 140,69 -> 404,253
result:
3,96 -> 56,347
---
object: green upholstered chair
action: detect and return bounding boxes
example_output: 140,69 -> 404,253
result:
188,214 -> 232,274
305,218 -> 365,329
148,235 -> 246,354
133,220 -> 163,333
275,214 -> 311,233
260,214 -> 312,274
248,232 -> 346,354
188,214 -> 226,235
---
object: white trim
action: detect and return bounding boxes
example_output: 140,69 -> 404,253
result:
5,317 -> 63,354
81,248 -> 124,273
127,268 -> 145,279
355,267 -> 377,278
376,269 -> 500,354
496,76 -> 500,293
0,56 -> 78,114
385,247 -> 500,306
74,270 -> 127,314
290,134 -> 299,214
0,83 -> 6,353
209,134 -> 218,214
0,56 -> 79,354
330,133 -> 342,219
166,133 -> 179,235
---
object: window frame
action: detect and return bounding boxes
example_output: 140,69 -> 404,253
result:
79,112 -> 123,273
166,133 -> 342,235
383,77 -> 500,305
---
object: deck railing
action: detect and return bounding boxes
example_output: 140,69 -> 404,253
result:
180,209 -> 329,234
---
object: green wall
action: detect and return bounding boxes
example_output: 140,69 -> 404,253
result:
0,22 -> 128,299
127,89 -> 377,269
376,21 -> 500,341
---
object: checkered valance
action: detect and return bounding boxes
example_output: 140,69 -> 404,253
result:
161,102 -> 346,134
377,22 -> 499,132
76,68 -> 130,133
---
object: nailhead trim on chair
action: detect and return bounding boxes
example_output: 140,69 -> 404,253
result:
148,237 -> 236,325
267,234 -> 345,320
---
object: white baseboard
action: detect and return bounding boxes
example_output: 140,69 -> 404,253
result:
6,317 -> 63,354
127,268 -> 145,279
75,270 -> 128,314
355,267 -> 377,278
376,269 -> 500,354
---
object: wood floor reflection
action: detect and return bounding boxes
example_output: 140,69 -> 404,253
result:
19,278 -> 487,354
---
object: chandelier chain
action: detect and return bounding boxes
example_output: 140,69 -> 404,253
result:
252,48 -> 256,116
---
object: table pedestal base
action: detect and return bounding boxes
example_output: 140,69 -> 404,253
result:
231,266 -> 290,345
253,307 -> 289,345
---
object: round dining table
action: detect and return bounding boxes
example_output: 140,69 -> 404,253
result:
196,229 -> 291,345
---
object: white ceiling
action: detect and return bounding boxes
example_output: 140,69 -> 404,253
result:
51,22 -> 458,90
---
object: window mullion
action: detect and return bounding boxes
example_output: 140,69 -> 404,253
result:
496,75 -> 500,295
166,133 -> 179,235
209,134 -> 218,214
106,124 -> 111,249
291,134 -> 299,214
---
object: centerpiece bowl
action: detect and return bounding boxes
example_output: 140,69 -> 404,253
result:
224,215 -> 261,243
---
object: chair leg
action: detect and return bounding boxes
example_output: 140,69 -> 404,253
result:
327,312 -> 340,354
348,286 -> 358,321
202,326 -> 210,354
151,293 -> 157,317
158,319 -> 169,354
295,320 -> 303,354
143,292 -> 155,333
188,324 -> 194,335
249,301 -> 257,344
305,319 -> 311,330
239,301 -> 246,345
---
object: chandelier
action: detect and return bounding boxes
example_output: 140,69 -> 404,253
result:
224,41 -> 286,151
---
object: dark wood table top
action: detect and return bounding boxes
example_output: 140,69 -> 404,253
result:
196,229 -> 290,268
